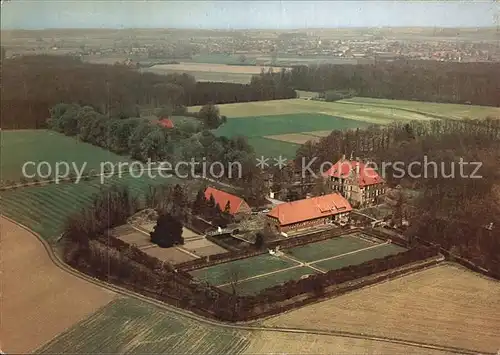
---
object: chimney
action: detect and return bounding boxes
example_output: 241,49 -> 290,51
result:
355,157 -> 360,175
341,154 -> 346,161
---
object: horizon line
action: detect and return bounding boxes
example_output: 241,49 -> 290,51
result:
2,25 -> 498,31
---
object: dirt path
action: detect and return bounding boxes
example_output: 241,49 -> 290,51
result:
0,217 -> 116,353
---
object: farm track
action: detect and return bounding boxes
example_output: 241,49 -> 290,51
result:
4,215 -> 492,355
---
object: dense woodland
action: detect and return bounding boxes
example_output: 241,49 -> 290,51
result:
0,55 -> 296,129
3,55 -> 500,130
46,103 -> 268,204
293,118 -> 500,273
288,60 -> 500,106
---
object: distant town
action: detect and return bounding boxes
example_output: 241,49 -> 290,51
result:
3,27 -> 500,65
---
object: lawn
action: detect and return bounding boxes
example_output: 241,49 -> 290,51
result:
312,243 -> 407,271
37,298 -> 251,354
220,266 -> 318,296
0,130 -> 131,182
285,234 -> 376,263
189,253 -> 299,286
0,174 -> 179,242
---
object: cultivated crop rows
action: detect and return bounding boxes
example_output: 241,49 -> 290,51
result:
0,175 -> 178,241
38,298 -> 251,354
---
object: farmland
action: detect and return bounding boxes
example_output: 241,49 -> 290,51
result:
0,130 -> 131,182
0,217 -> 116,354
142,54 -> 363,83
0,174 -> 179,242
35,296 -> 456,355
37,298 -> 251,354
214,113 -> 369,138
213,113 -> 371,158
189,97 -> 500,158
190,233 -> 407,296
264,264 -> 500,354
191,97 -> 499,122
344,97 -> 500,120
144,62 -> 287,84
244,332 -> 455,355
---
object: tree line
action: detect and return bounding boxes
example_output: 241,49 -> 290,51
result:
287,60 -> 500,106
0,55 -> 296,129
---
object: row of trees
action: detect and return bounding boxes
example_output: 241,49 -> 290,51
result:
287,60 -> 500,106
1,55 -> 296,129
192,189 -> 233,227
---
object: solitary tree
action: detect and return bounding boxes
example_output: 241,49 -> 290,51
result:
150,213 -> 184,248
199,104 -> 222,129
171,184 -> 188,221
206,193 -> 216,218
192,189 -> 206,215
254,232 -> 265,249
224,200 -> 231,214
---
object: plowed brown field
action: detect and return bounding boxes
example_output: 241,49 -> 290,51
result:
0,217 -> 115,353
245,332 -> 456,355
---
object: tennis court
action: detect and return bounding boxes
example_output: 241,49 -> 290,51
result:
189,233 -> 407,295
311,243 -> 407,271
286,233 -> 377,262
189,253 -> 299,286
219,267 -> 318,296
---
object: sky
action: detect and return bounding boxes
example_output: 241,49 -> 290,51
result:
1,1 -> 498,30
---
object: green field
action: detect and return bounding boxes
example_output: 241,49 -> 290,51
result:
190,98 -> 498,123
344,97 -> 500,120
312,243 -> 407,271
245,137 -> 300,159
189,97 -> 499,158
214,113 -> 369,138
190,253 -> 298,286
38,298 -> 250,354
220,266 -> 318,296
212,113 -> 371,158
0,174 -> 179,242
0,130 -> 131,182
286,234 -> 376,263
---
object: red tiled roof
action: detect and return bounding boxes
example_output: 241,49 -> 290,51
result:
158,117 -> 174,128
267,193 -> 352,226
204,187 -> 248,215
323,159 -> 384,187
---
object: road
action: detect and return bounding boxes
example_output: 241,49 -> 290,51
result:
2,215 -> 491,355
